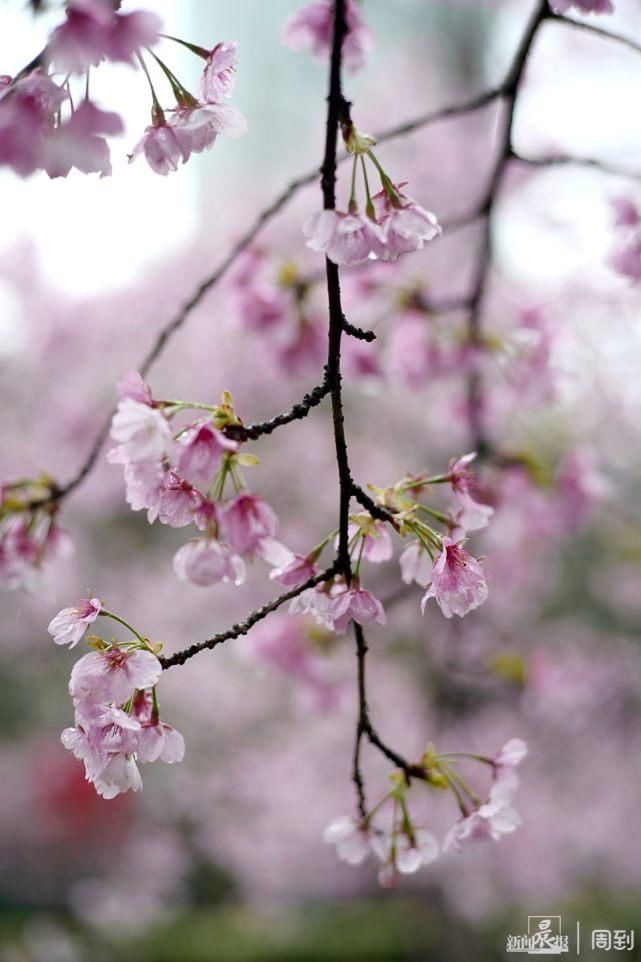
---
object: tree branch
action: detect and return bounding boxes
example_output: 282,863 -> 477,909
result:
465,0 -> 549,455
159,564 -> 337,669
550,12 -> 641,57
224,375 -> 331,441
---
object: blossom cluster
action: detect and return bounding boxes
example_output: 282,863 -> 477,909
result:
48,596 -> 183,798
109,372 -> 276,587
304,126 -> 441,267
0,478 -> 72,591
0,0 -> 245,178
324,738 -> 527,887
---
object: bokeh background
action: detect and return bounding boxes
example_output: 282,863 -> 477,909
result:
2,0 -> 641,958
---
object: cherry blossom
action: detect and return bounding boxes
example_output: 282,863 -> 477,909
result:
303,209 -> 385,267
110,397 -> 172,463
265,542 -> 320,588
322,816 -> 375,865
420,537 -> 489,618
172,538 -> 246,587
158,472 -> 203,528
220,492 -> 278,555
371,185 -> 442,261
0,70 -> 68,176
176,422 -> 237,486
128,119 -> 188,175
117,370 -> 154,405
399,540 -> 432,586
283,0 -> 373,72
48,597 -> 102,648
43,101 -> 123,179
348,518 -> 393,562
329,585 -> 386,634
200,41 -> 238,102
70,647 -> 162,705
443,775 -> 522,853
374,827 -> 439,876
49,0 -> 161,73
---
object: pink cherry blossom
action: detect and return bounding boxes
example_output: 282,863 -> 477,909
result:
48,596 -> 102,647
172,538 -> 246,587
374,827 -> 439,875
43,101 -> 123,179
0,70 -> 68,176
92,753 -> 142,799
399,540 -> 432,586
322,816 -> 374,865
371,185 -> 442,261
169,102 -> 247,154
200,41 -> 238,101
288,585 -> 334,628
269,551 -> 319,588
303,209 -> 385,267
443,776 -> 522,853
70,647 -> 162,705
110,397 -> 172,463
129,121 -> 188,175
420,537 -> 489,618
494,737 -> 528,775
117,370 -> 154,405
329,586 -> 386,634
176,422 -> 237,486
220,492 -> 278,555
449,491 -> 494,535
121,459 -> 165,522
136,722 -> 185,765
550,0 -> 613,13
348,519 -> 393,563
158,472 -> 203,528
283,0 -> 373,72
49,0 -> 161,73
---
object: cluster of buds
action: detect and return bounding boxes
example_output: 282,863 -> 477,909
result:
0,478 -> 71,591
0,0 -> 245,179
324,738 -> 527,887
48,596 -> 183,798
109,372 -> 277,587
304,124 -> 441,266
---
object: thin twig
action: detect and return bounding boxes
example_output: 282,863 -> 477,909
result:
224,375 -> 331,441
465,0 -> 549,455
160,564 -> 337,669
550,12 -> 641,57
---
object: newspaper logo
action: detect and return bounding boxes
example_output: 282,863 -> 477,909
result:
506,916 -> 569,955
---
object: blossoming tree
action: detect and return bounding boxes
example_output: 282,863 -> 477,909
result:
1,0 -> 639,904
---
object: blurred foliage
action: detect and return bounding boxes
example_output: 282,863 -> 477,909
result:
2,890 -> 641,961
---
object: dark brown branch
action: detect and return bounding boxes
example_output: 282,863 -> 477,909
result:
159,564 -> 337,669
353,624 -> 427,793
351,482 -> 396,527
465,0 -> 549,455
224,376 -> 331,441
550,12 -> 641,57
322,0 -> 353,579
